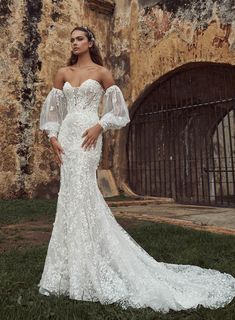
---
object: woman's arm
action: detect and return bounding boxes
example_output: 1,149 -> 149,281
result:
97,68 -> 130,132
39,68 -> 67,165
53,67 -> 66,90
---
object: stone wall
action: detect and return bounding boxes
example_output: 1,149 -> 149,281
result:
111,0 -> 235,188
0,0 -> 114,198
0,0 -> 234,198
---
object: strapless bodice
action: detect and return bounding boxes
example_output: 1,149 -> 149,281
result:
63,79 -> 104,115
39,78 -> 130,139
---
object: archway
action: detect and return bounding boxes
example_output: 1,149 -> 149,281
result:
127,62 -> 235,206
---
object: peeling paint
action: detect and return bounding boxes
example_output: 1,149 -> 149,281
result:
0,0 -> 13,27
138,1 -> 235,49
50,0 -> 63,22
17,0 -> 42,197
1,0 -> 235,198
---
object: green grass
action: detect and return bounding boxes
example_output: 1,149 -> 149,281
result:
0,197 -> 130,226
0,200 -> 235,319
0,199 -> 56,226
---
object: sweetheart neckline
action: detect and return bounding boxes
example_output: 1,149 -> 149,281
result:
63,79 -> 105,92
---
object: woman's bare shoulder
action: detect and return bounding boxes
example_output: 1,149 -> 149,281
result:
99,66 -> 115,89
53,67 -> 69,89
56,66 -> 71,76
99,66 -> 112,76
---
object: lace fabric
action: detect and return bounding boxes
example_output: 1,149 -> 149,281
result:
38,79 -> 235,313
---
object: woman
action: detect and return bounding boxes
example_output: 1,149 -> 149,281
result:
39,26 -> 235,313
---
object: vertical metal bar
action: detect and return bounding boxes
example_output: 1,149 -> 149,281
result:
211,69 -> 223,205
142,111 -> 147,194
220,109 -> 230,205
204,127 -> 212,204
219,97 -> 229,205
182,97 -> 188,202
157,91 -> 162,197
222,69 -> 232,205
229,72 -> 235,202
148,105 -> 153,195
215,114 -> 224,205
199,128 -> 206,204
132,123 -> 137,191
188,73 -> 193,201
128,125 -> 132,189
139,117 -> 144,195
190,104 -> 199,202
227,68 -> 235,197
149,101 -> 155,195
136,116 -> 141,194
175,73 -> 184,201
227,108 -> 235,193
168,80 -> 173,198
204,68 -> 214,205
160,85 -> 167,197
209,126 -> 218,205
146,107 -> 151,195
152,103 -> 158,196
170,79 -> 178,200
135,122 -> 138,192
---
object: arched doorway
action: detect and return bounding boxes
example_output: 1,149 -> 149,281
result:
127,62 -> 235,206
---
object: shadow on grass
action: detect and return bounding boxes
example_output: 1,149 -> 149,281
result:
1,219 -> 235,320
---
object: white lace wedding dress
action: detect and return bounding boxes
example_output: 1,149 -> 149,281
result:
38,79 -> 235,313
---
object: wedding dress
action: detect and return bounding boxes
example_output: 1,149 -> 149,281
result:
38,79 -> 235,313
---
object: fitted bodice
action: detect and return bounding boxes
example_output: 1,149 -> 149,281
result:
63,79 -> 104,115
39,79 -> 130,138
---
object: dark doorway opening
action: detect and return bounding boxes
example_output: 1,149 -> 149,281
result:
127,62 -> 235,207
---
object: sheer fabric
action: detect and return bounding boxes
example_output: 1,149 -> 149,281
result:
98,85 -> 130,132
38,79 -> 235,313
39,88 -> 67,138
39,83 -> 130,138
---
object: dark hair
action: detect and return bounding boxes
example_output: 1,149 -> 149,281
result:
67,26 -> 103,66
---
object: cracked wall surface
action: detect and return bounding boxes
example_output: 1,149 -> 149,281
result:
106,0 -> 235,188
0,0 -> 112,198
0,0 -> 235,198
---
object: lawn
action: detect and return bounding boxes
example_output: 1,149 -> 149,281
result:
0,199 -> 235,320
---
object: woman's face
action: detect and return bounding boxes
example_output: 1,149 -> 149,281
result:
70,29 -> 92,55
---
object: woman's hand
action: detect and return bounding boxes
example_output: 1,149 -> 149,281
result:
50,137 -> 65,166
81,123 -> 103,151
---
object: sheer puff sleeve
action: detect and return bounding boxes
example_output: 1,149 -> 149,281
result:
39,88 -> 67,139
98,85 -> 130,132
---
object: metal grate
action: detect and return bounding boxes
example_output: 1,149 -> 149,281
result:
127,63 -> 235,207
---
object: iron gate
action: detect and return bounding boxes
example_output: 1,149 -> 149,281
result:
127,63 -> 235,206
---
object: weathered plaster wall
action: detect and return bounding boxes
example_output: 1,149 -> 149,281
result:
1,0 -> 235,198
110,0 -> 235,187
0,0 -> 24,198
0,0 -> 113,199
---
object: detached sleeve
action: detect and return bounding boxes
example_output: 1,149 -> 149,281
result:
98,85 -> 130,132
39,88 -> 67,138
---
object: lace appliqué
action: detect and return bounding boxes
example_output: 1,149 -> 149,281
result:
38,80 -> 235,313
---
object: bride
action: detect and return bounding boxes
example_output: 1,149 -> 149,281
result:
38,26 -> 235,313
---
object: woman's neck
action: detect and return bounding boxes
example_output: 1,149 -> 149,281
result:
74,52 -> 94,68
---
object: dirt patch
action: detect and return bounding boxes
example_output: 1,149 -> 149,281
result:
0,216 -> 53,252
1,210 -> 234,253
0,215 -> 141,252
